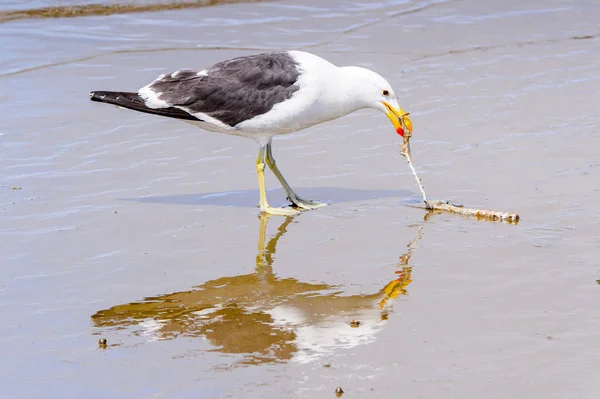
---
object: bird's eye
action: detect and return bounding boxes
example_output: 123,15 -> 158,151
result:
382,90 -> 390,96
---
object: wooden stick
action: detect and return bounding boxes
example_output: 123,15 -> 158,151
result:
399,124 -> 520,223
421,199 -> 520,222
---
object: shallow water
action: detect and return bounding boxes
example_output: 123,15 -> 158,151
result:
1,0 -> 600,397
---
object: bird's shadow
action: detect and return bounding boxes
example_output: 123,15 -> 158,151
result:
123,187 -> 418,208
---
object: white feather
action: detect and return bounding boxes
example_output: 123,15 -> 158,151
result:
176,106 -> 230,130
138,84 -> 170,109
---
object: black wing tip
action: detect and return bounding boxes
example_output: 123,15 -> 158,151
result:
90,91 -> 102,102
89,89 -> 202,122
90,91 -> 113,102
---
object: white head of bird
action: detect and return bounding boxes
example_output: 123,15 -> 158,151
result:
332,65 -> 412,137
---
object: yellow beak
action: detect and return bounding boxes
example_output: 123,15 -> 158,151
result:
383,102 -> 412,137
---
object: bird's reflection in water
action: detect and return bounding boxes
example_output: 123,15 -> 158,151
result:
92,214 -> 424,365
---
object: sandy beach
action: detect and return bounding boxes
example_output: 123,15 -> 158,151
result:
1,0 -> 600,397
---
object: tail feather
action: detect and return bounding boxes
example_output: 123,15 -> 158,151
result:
89,91 -> 200,121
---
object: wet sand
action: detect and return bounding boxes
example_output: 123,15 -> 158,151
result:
2,0 -> 600,397
0,0 -> 266,23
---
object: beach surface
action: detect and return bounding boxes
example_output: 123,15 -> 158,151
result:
1,0 -> 600,397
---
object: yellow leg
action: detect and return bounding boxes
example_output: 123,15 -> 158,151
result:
256,148 -> 269,210
265,142 -> 327,210
256,145 -> 301,216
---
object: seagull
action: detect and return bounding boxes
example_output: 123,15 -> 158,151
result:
90,51 -> 412,215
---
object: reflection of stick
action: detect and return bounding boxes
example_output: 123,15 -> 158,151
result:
379,225 -> 422,309
399,125 -> 520,223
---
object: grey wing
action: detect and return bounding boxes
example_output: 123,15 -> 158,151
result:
138,52 -> 301,127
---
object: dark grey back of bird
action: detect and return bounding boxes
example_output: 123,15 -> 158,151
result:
89,52 -> 301,126
144,52 -> 301,126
